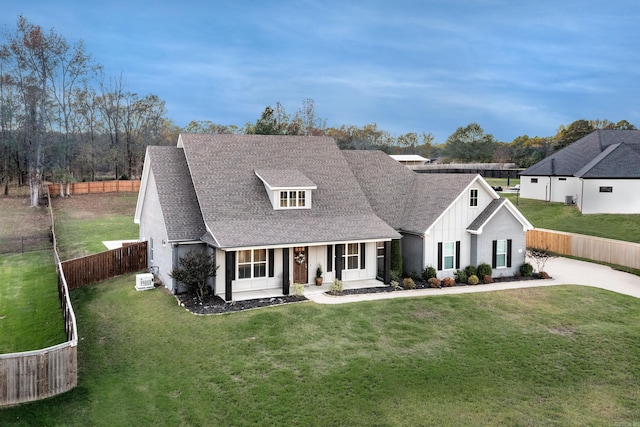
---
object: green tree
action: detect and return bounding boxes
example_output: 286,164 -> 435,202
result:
443,123 -> 496,162
169,251 -> 218,301
554,119 -> 593,151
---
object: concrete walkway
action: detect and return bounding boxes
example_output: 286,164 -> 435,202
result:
305,257 -> 640,304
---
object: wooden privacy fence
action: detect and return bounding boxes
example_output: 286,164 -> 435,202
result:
1,189 -> 78,407
48,180 -> 140,196
527,228 -> 640,270
61,241 -> 148,290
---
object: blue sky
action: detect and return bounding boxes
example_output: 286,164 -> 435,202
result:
3,0 -> 640,143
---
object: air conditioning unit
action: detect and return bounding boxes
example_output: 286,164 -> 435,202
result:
135,273 -> 155,291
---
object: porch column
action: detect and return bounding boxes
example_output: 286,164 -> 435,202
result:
384,241 -> 391,284
282,248 -> 290,295
225,251 -> 235,301
335,244 -> 343,280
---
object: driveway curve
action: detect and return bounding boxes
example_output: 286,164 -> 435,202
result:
306,257 -> 640,305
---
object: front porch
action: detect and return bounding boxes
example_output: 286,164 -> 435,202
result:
230,278 -> 386,301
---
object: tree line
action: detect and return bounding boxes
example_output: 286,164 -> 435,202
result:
1,16 -> 636,206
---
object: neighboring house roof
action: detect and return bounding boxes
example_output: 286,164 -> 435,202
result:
574,142 -> 640,178
141,146 -> 206,241
342,150 -> 485,235
175,134 -> 400,249
389,154 -> 430,163
521,129 -> 640,177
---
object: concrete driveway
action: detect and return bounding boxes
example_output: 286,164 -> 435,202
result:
306,256 -> 640,304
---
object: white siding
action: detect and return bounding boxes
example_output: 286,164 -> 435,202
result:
424,180 -> 494,278
520,176 -> 551,201
580,179 -> 640,214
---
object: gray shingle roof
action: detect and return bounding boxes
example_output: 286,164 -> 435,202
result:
575,142 -> 640,178
147,146 -> 206,241
255,169 -> 317,189
466,198 -> 506,232
521,129 -> 640,177
177,134 -> 400,248
342,150 -> 478,234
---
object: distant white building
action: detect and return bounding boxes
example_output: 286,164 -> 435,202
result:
389,154 -> 430,167
520,129 -> 640,214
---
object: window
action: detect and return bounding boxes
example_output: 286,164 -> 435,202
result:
531,178 -> 538,183
238,249 -> 267,279
495,240 -> 507,268
345,243 -> 359,270
559,177 -> 567,181
443,242 -> 455,270
469,188 -> 478,207
279,190 -> 307,208
150,237 -> 154,262
599,186 -> 613,193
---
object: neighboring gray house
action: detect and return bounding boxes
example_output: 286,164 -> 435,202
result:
344,151 -> 532,279
519,130 -> 640,214
135,134 -> 532,301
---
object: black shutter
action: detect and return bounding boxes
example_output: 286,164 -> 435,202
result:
268,249 -> 275,277
282,248 -> 290,295
335,244 -> 343,280
327,245 -> 333,272
507,239 -> 512,268
492,240 -> 497,268
455,241 -> 461,269
437,242 -> 443,270
360,243 -> 366,270
225,251 -> 235,301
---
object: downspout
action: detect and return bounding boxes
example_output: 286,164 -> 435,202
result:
172,243 -> 179,293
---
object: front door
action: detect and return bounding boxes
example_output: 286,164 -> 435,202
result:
293,246 -> 308,284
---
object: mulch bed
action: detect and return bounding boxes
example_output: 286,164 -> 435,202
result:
176,293 -> 308,315
176,274 -> 547,315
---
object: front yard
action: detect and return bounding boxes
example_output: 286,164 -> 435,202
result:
1,275 -> 638,426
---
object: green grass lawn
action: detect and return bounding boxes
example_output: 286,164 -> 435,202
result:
0,251 -> 67,353
1,276 -> 638,425
503,193 -> 640,243
53,193 -> 139,260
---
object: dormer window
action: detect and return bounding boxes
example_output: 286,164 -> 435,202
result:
280,190 -> 306,208
255,169 -> 317,210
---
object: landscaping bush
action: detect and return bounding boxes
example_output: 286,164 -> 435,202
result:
468,275 -> 479,285
483,274 -> 493,284
390,269 -> 401,283
422,265 -> 437,281
477,263 -> 492,278
408,271 -> 420,281
292,283 -> 305,296
390,280 -> 400,290
539,271 -> 550,279
442,277 -> 455,287
402,277 -> 415,289
169,250 -> 218,301
428,277 -> 441,288
464,265 -> 477,278
519,262 -> 534,277
391,239 -> 402,275
455,269 -> 467,284
329,278 -> 343,293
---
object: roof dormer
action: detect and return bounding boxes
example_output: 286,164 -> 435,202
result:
255,169 -> 317,210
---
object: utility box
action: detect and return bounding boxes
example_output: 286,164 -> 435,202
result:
135,273 -> 155,291
565,195 -> 573,205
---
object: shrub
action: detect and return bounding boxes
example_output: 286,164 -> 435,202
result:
483,274 -> 493,284
329,278 -> 343,293
519,262 -> 534,277
292,283 -> 305,296
390,269 -> 401,283
390,280 -> 400,290
539,271 -> 550,279
477,263 -> 492,278
422,265 -> 437,281
391,239 -> 402,276
455,269 -> 468,284
442,277 -> 455,287
464,265 -> 477,278
402,277 -> 415,289
408,271 -> 419,281
428,277 -> 441,288
169,250 -> 218,301
467,275 -> 479,285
